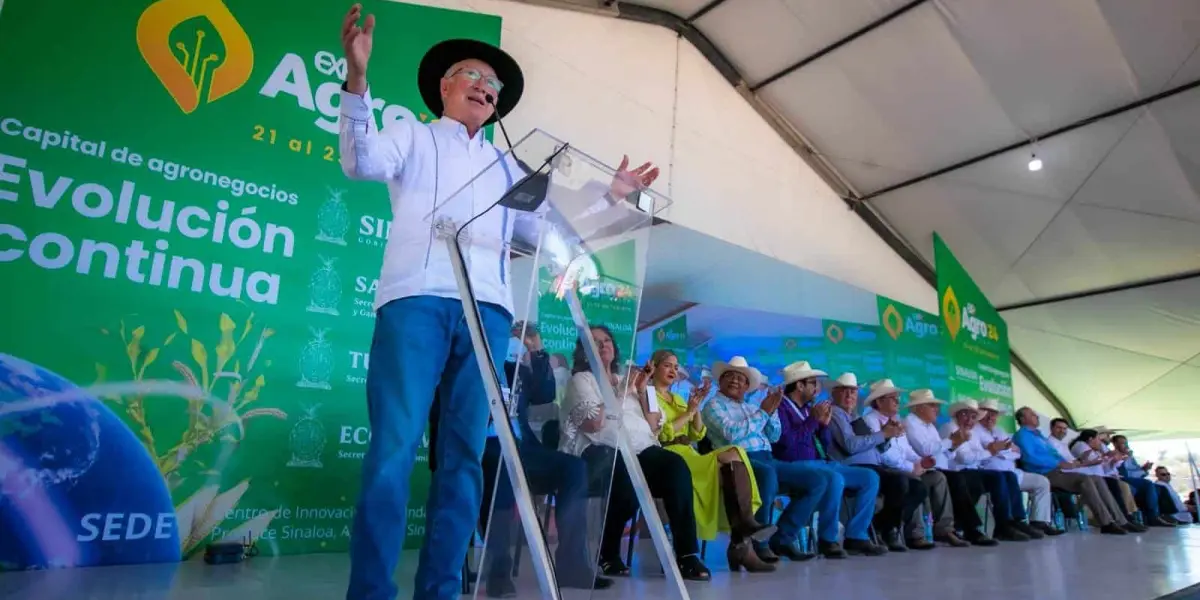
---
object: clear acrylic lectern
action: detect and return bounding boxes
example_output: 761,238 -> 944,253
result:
424,130 -> 689,600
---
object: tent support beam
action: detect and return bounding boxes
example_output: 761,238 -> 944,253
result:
685,0 -> 729,22
750,0 -> 929,91
859,77 -> 1200,202
998,269 -> 1200,312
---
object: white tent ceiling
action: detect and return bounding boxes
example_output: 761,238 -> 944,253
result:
572,0 -> 1200,435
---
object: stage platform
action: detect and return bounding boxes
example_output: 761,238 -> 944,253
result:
3,526 -> 1199,599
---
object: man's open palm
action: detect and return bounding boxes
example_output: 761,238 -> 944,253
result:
342,4 -> 375,81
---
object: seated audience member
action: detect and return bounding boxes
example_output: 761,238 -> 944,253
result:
1050,422 -> 1144,531
702,356 -> 822,564
645,350 -> 776,572
865,387 -> 969,549
1068,430 -> 1147,531
900,390 -> 997,547
1011,408 -> 1136,535
1113,435 -> 1175,526
773,363 -> 888,557
1188,491 -> 1199,523
941,400 -> 1042,541
827,377 -> 930,552
1097,429 -> 1142,517
559,326 -> 712,580
428,323 -> 610,597
973,400 -> 1063,536
1153,466 -> 1194,525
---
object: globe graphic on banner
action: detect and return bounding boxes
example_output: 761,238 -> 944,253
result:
0,353 -> 180,569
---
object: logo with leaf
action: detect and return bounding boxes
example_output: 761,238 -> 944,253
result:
882,304 -> 904,341
942,287 -> 961,342
825,324 -> 844,345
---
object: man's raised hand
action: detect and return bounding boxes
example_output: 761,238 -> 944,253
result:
342,4 -> 375,94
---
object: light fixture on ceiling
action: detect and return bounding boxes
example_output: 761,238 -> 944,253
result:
1028,154 -> 1043,172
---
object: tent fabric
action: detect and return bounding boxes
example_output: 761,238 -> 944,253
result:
613,0 -> 1200,436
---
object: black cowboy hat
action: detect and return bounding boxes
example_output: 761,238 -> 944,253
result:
417,38 -> 524,126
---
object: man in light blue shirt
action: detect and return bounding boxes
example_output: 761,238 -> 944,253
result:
338,6 -> 660,599
1011,408 -> 1134,535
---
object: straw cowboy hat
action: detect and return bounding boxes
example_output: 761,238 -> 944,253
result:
977,398 -> 1004,414
712,356 -> 762,389
865,379 -> 903,405
418,38 -> 525,125
905,389 -> 946,408
831,372 -> 861,389
948,398 -> 980,417
782,361 -> 827,386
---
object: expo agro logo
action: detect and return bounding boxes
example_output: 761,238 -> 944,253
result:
137,0 -> 419,129
881,304 -> 939,341
941,287 -> 1000,343
136,0 -> 254,115
825,323 -> 876,345
655,325 -> 685,346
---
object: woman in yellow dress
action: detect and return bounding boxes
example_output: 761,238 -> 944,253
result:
642,349 -> 776,572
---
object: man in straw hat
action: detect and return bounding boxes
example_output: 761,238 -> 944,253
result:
337,5 -> 662,598
898,390 -> 997,547
827,376 -> 931,552
863,382 -> 958,551
1014,409 -> 1135,535
773,363 -> 888,557
702,356 -> 818,563
941,399 -> 1043,542
975,399 -> 1064,536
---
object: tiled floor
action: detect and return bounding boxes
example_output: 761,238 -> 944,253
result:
4,527 -> 1200,600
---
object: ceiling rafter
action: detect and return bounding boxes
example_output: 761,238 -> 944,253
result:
750,0 -> 928,91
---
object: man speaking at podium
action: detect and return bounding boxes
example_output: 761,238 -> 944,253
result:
336,5 -> 659,599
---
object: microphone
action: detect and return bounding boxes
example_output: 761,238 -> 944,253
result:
479,93 -> 558,215
485,93 -> 514,150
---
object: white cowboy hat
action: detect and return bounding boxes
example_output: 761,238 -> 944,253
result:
712,356 -> 762,389
831,372 -> 861,389
977,398 -> 1004,414
948,398 -> 980,417
675,366 -> 690,381
1095,425 -> 1115,434
865,379 -> 903,405
905,389 -> 945,408
781,361 -> 827,386
700,368 -> 712,379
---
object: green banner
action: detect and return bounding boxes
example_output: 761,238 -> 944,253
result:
875,296 -> 950,413
934,234 -> 1014,426
651,315 -> 688,354
0,0 -> 500,568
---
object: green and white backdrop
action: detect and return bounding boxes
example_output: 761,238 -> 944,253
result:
0,0 -> 504,569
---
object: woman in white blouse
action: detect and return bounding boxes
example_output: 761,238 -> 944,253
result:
559,325 -> 712,581
1069,430 -> 1147,532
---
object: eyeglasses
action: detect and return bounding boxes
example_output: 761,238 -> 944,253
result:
446,68 -> 503,94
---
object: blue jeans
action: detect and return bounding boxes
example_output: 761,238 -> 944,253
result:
815,462 -> 880,541
481,438 -> 593,584
1123,477 -> 1160,519
977,469 -> 1025,523
347,296 -> 512,600
747,452 -> 842,545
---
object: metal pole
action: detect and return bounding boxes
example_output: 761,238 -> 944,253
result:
565,289 -> 690,599
443,234 -> 560,600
